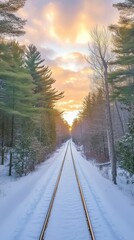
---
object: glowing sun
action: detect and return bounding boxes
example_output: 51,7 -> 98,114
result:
63,110 -> 79,126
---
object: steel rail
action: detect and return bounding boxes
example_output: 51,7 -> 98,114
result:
70,144 -> 95,240
39,141 -> 95,240
39,142 -> 70,240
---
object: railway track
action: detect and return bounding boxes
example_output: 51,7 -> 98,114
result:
39,141 -> 95,240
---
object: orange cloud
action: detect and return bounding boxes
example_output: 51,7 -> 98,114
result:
51,65 -> 91,113
17,0 -> 119,123
19,0 -> 118,46
50,52 -> 87,71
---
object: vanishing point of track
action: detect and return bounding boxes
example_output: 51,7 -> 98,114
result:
39,141 -> 95,240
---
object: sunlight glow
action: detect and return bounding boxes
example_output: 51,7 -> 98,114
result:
76,31 -> 89,44
63,110 -> 79,126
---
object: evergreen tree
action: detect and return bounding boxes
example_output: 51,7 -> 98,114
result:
109,0 -> 134,175
81,93 -> 93,118
25,44 -> 63,108
109,0 -> 134,108
72,89 -> 108,162
14,119 -> 36,176
25,44 -> 64,150
0,0 -> 26,36
55,110 -> 70,146
0,41 -> 36,173
0,0 -> 27,166
117,116 -> 134,174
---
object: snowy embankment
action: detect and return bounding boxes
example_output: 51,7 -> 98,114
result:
0,143 -> 68,240
72,142 -> 134,240
0,140 -> 134,240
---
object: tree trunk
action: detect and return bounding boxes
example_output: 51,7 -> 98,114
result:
9,151 -> 12,176
104,63 -> 117,184
115,100 -> 125,136
9,114 -> 14,176
1,148 -> 5,165
10,114 -> 14,148
102,133 -> 107,159
9,85 -> 15,176
1,116 -> 5,165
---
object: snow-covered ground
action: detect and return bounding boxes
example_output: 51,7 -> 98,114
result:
45,142 -> 90,240
0,140 -> 134,240
71,142 -> 134,240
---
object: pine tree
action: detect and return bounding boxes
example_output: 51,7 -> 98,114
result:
109,0 -> 134,174
117,116 -> 134,174
0,41 -> 36,173
72,89 -> 109,162
109,0 -> 134,108
0,0 -> 27,165
25,44 -> 63,108
81,93 -> 93,118
0,0 -> 26,36
55,110 -> 70,146
25,44 -> 64,150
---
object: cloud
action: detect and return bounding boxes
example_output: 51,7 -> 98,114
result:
17,0 -> 119,120
48,52 -> 87,71
19,0 -> 118,47
38,47 -> 57,60
51,65 -> 91,112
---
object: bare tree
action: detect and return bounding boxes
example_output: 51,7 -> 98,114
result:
87,27 -> 117,184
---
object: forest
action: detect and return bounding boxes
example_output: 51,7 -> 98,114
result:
0,0 -> 134,185
0,0 -> 70,177
0,1 -> 134,240
71,0 -> 134,184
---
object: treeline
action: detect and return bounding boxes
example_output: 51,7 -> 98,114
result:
72,0 -> 134,183
0,0 -> 70,176
72,89 -> 109,162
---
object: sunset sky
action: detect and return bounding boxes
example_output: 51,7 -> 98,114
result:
19,0 -> 119,125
